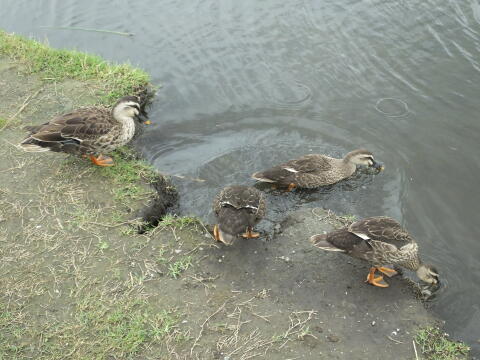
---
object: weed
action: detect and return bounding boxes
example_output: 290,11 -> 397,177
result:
97,240 -> 110,250
415,326 -> 470,360
168,256 -> 192,279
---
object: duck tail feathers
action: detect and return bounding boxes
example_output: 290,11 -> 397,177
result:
310,234 -> 345,252
19,138 -> 51,152
251,172 -> 275,183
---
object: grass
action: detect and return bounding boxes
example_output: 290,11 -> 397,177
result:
168,256 -> 192,279
58,146 -> 158,208
159,214 -> 201,229
1,294 -> 182,360
0,117 -> 6,128
94,147 -> 158,204
415,326 -> 470,360
0,30 -> 150,104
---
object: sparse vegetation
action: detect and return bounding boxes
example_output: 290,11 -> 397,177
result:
0,30 -> 150,104
91,147 -> 158,205
159,214 -> 201,229
415,326 -> 470,360
168,256 -> 192,279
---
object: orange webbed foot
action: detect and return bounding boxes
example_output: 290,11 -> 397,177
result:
213,224 -> 221,242
377,266 -> 398,278
89,154 -> 114,167
365,267 -> 389,288
286,183 -> 297,192
241,228 -> 260,239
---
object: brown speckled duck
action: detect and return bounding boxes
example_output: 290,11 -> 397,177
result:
310,216 -> 439,288
19,96 -> 149,167
213,186 -> 266,245
252,149 -> 383,191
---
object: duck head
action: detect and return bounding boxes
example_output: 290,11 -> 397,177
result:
112,96 -> 151,124
416,264 -> 440,285
346,149 -> 384,170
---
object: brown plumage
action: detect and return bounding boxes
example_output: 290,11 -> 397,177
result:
310,216 -> 439,287
212,186 -> 266,245
19,96 -> 149,166
252,149 -> 383,189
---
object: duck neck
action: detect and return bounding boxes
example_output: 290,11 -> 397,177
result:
342,152 -> 357,176
112,110 -> 136,142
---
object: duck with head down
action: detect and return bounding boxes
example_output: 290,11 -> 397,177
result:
252,149 -> 383,191
212,186 -> 266,245
20,95 -> 150,167
310,216 -> 439,288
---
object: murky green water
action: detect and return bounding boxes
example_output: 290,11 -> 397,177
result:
2,0 -> 480,354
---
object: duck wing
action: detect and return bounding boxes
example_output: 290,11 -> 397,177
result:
252,154 -> 333,184
27,108 -> 113,143
281,154 -> 333,173
348,216 -> 413,249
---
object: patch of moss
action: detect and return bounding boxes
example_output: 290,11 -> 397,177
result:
0,30 -> 150,104
415,326 -> 470,360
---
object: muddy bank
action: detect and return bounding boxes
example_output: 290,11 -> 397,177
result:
0,49 -> 465,359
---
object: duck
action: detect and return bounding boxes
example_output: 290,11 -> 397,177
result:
251,149 -> 383,191
19,95 -> 150,167
310,216 -> 439,288
212,185 -> 266,245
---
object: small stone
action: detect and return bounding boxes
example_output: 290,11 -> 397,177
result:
174,249 -> 182,254
218,259 -> 222,263
371,321 -> 376,326
327,335 -> 340,343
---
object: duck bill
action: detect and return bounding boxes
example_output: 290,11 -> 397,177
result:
137,109 -> 151,125
371,160 -> 384,171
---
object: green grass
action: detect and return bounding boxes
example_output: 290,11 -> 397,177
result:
415,326 -> 470,360
93,147 -> 158,204
168,256 -> 192,279
159,214 -> 201,229
0,296 -> 182,360
0,30 -> 150,104
0,117 -> 7,128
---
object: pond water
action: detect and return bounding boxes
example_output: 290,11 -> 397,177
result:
2,0 -> 480,354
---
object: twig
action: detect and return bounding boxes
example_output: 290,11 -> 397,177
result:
251,312 -> 271,323
413,339 -> 419,360
1,87 -> 43,131
386,335 -> 403,344
190,302 -> 226,355
40,26 -> 134,37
